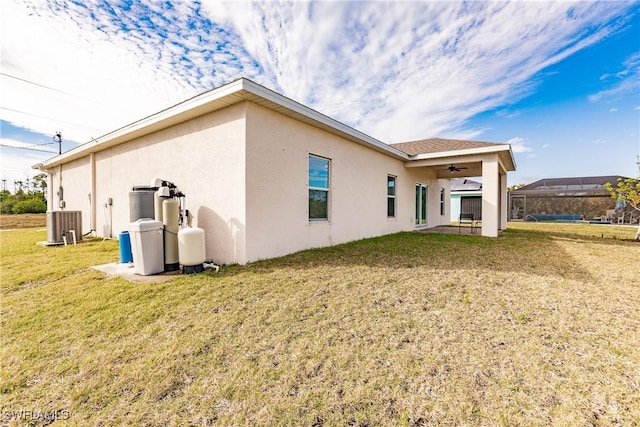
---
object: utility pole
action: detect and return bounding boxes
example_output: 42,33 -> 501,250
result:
53,131 -> 63,155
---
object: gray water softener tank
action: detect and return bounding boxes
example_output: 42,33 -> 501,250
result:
129,186 -> 156,222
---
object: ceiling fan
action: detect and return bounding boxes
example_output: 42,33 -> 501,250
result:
439,164 -> 469,173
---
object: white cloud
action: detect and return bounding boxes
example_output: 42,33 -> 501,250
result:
589,52 -> 640,103
496,109 -> 521,119
206,1 -> 631,143
610,108 -> 618,112
1,1 -> 257,144
0,0 -> 634,152
0,135 -> 59,184
542,144 -> 550,149
505,137 -> 532,153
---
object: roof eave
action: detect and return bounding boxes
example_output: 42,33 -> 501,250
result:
408,144 -> 517,171
33,79 -> 248,170
33,78 -> 410,171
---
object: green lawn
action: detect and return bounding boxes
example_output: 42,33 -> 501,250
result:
1,224 -> 639,426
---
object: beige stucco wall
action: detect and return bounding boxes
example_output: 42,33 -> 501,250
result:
244,103 -> 450,262
45,100 -> 452,265
47,103 -> 246,264
96,102 -> 247,264
47,156 -> 92,235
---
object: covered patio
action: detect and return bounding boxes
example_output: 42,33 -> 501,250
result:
394,138 -> 517,238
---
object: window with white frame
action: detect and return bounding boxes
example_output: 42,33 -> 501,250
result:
309,155 -> 330,220
387,175 -> 396,218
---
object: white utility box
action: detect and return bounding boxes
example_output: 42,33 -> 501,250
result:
128,219 -> 164,276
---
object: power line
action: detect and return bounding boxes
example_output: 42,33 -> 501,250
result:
0,72 -> 82,98
0,72 -> 141,113
6,140 -> 55,150
0,106 -> 104,131
0,143 -> 57,153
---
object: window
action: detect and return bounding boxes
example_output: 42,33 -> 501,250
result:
440,188 -> 445,216
309,155 -> 330,220
387,175 -> 396,218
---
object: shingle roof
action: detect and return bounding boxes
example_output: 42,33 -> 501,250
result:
390,137 -> 508,156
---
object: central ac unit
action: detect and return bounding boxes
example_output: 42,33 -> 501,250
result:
47,211 -> 83,244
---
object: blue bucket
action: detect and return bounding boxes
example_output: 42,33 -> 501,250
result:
118,231 -> 133,264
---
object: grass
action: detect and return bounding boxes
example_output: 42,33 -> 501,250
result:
0,214 -> 46,230
1,223 -> 639,426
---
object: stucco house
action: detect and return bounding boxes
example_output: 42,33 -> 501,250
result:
34,78 -> 516,265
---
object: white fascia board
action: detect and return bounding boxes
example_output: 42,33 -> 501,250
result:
33,78 -> 409,171
508,146 -> 517,170
410,144 -> 511,160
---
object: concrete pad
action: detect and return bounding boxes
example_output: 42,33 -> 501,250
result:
91,262 -> 182,283
417,225 -> 481,235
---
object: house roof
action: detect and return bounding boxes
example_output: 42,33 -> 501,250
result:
395,137 -> 516,172
391,138 -> 505,156
33,78 -> 408,169
33,78 -> 516,172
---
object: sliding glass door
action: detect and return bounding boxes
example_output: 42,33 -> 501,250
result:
415,183 -> 427,226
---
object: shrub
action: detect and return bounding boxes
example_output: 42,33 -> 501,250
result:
1,200 -> 16,214
12,199 -> 47,214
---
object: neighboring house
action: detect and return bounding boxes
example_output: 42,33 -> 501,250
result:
509,175 -> 632,222
450,178 -> 483,222
34,78 -> 516,265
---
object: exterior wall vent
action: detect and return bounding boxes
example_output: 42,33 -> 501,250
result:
47,211 -> 83,244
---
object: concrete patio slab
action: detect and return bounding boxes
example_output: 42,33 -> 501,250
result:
417,225 -> 483,235
91,262 -> 182,284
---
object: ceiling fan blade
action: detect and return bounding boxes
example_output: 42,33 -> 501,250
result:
437,165 -> 470,172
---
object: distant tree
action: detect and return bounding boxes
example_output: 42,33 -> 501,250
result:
0,175 -> 48,214
508,183 -> 525,192
0,189 -> 11,202
33,173 -> 48,196
604,177 -> 640,241
0,193 -> 16,214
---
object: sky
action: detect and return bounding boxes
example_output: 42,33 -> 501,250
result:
1,0 -> 639,191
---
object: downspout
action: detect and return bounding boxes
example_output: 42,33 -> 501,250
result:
58,164 -> 63,209
90,153 -> 97,233
47,170 -> 54,211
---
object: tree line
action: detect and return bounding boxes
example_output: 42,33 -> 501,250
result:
0,173 -> 47,214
